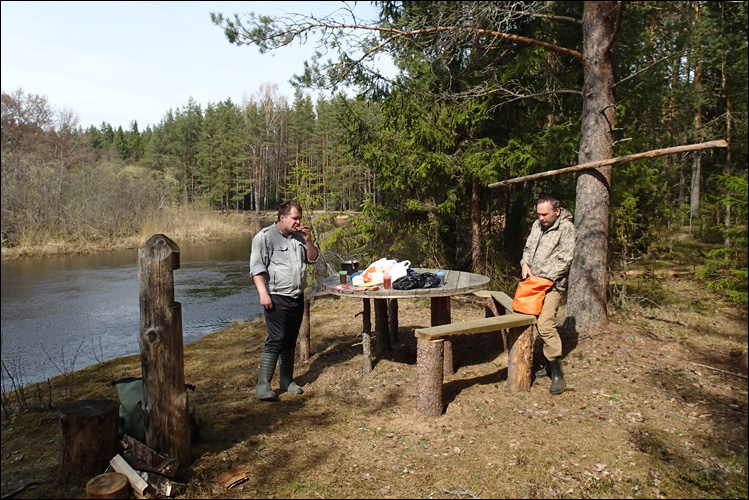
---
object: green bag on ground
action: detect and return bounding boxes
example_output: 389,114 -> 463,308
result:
107,377 -> 199,443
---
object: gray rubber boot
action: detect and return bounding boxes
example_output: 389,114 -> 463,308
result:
548,358 -> 566,395
279,349 -> 303,395
256,352 -> 279,401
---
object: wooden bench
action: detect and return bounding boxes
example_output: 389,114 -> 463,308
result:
414,291 -> 536,417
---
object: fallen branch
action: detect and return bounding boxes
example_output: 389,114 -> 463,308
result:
692,363 -> 748,379
488,140 -> 728,188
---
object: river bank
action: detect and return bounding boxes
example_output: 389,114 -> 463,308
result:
1,269 -> 747,499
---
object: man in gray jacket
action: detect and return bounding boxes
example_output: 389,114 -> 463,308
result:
520,195 -> 576,395
250,200 -> 319,400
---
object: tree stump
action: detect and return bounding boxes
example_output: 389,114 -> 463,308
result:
58,399 -> 119,480
85,472 -> 130,499
507,325 -> 534,391
299,297 -> 311,361
416,339 -> 444,417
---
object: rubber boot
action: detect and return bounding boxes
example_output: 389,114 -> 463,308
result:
548,357 -> 566,395
255,352 -> 279,401
279,349 -> 303,395
534,362 -> 550,378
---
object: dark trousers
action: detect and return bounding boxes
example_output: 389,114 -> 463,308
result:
263,294 -> 304,355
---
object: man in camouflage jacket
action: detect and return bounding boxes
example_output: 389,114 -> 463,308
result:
520,195 -> 576,395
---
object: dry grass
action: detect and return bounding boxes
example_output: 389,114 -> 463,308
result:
2,269 -> 747,499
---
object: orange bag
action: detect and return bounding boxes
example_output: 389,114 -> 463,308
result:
512,276 -> 554,315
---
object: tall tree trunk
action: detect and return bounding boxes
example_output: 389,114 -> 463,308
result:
565,1 -> 617,333
471,176 -> 484,273
690,1 -> 703,221
721,2 -> 732,248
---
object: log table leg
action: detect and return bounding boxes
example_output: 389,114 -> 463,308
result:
59,399 -> 119,480
374,298 -> 391,354
417,338 -> 444,417
388,299 -> 399,345
507,325 -> 534,392
362,299 -> 372,374
299,297 -> 311,362
430,297 -> 452,375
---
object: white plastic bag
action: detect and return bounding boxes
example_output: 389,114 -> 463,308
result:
389,260 -> 411,282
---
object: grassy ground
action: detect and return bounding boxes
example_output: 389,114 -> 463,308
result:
1,236 -> 747,499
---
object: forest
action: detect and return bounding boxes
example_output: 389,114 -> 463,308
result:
2,1 -> 747,317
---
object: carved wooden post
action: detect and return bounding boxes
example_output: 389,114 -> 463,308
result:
299,296 -> 311,362
506,325 -> 534,392
388,299 -> 399,345
374,298 -> 391,354
417,339 -> 444,417
59,399 -> 119,480
430,297 -> 452,375
137,234 -> 190,466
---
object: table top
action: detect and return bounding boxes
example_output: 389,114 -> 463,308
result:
320,268 -> 490,299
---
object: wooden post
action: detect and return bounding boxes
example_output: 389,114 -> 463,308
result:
137,234 -> 190,467
484,297 -> 504,352
59,399 -> 119,480
431,297 -> 452,375
299,297 -> 311,362
85,472 -> 130,499
417,339 -> 444,417
388,299 -> 399,345
506,325 -> 534,392
374,298 -> 391,353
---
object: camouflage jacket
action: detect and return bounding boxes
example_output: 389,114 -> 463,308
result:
520,208 -> 576,293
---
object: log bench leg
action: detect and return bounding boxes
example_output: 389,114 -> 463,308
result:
506,325 -> 534,392
430,297 -> 452,375
417,338 -> 444,417
362,299 -> 372,373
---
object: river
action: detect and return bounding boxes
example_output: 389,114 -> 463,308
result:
1,236 -> 263,392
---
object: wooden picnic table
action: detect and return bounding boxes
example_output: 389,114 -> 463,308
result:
320,268 -> 490,373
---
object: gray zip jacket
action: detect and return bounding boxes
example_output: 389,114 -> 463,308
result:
250,223 -> 318,298
520,208 -> 576,293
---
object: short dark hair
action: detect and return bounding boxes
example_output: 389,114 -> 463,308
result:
277,200 -> 302,220
538,195 -> 561,210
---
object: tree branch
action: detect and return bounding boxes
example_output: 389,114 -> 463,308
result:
488,140 -> 728,188
604,2 -> 625,57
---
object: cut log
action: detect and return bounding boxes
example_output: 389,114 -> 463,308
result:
507,325 -> 534,392
388,299 -> 399,345
58,399 -> 119,480
416,339 -> 444,417
120,435 -> 178,478
374,298 -> 391,353
85,473 -> 130,499
109,454 -> 149,497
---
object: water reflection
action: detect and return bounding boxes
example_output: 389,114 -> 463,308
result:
1,237 -> 261,391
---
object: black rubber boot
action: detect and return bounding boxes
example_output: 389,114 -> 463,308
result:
256,352 -> 279,401
279,349 -> 303,395
548,357 -> 566,395
534,362 -> 550,378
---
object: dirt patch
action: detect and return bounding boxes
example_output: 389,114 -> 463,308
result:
2,276 -> 747,499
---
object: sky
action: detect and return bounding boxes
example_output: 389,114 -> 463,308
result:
1,1 -> 387,131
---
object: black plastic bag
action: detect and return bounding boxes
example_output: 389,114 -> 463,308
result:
392,273 -> 426,290
392,272 -> 441,290
422,272 -> 441,288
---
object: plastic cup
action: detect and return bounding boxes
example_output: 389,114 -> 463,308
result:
339,270 -> 348,284
436,271 -> 445,286
383,275 -> 392,289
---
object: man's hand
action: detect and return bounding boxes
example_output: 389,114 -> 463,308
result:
259,291 -> 273,310
299,225 -> 313,243
521,263 -> 532,280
